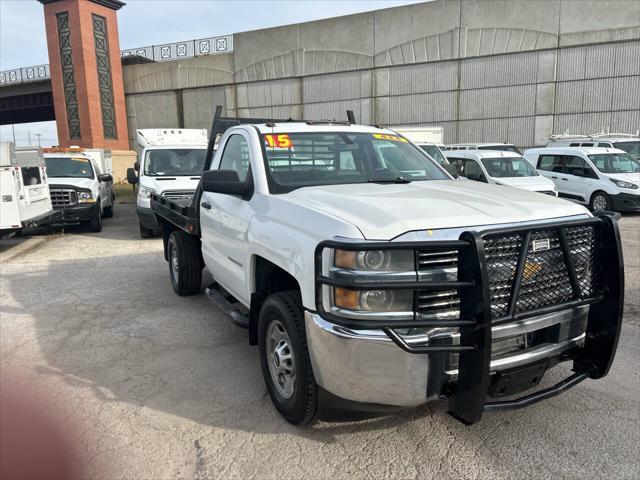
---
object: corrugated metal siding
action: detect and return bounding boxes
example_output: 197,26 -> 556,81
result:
460,51 -> 537,89
612,76 -> 640,111
388,91 -> 457,124
303,70 -> 371,103
388,60 -> 458,95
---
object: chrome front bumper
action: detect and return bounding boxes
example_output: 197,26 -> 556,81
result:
305,305 -> 588,407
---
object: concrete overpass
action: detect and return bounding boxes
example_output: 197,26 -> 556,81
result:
2,0 -> 639,150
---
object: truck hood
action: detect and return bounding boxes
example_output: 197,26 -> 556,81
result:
493,176 -> 556,192
142,176 -> 200,194
48,177 -> 95,190
284,181 -> 588,240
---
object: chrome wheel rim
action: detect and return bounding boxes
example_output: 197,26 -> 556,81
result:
266,319 -> 296,399
593,195 -> 607,211
170,246 -> 179,282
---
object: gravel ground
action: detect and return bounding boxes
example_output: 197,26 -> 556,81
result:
1,204 -> 638,479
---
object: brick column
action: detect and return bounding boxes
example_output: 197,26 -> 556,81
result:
39,0 -> 129,150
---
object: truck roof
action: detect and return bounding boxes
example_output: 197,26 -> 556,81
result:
444,150 -> 523,160
137,128 -> 208,148
524,146 -> 627,156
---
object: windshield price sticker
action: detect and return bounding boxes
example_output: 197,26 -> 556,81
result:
372,133 -> 408,143
264,134 -> 293,149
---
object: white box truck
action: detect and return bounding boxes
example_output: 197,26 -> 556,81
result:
1,142 -> 53,236
127,128 -> 208,238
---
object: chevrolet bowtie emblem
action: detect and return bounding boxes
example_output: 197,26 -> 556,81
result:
523,261 -> 543,280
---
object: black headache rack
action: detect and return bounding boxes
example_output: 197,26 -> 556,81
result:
314,213 -> 624,424
151,105 -> 357,234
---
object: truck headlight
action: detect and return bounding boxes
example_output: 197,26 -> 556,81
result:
610,178 -> 638,189
77,191 -> 95,203
334,249 -> 414,271
334,287 -> 413,312
138,185 -> 155,198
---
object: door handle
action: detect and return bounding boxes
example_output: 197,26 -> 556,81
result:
562,178 -> 568,181
551,176 -> 558,179
201,201 -> 212,210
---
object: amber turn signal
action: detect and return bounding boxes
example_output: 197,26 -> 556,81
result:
334,287 -> 359,310
334,249 -> 357,269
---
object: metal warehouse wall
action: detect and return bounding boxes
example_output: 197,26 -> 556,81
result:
122,0 -> 640,150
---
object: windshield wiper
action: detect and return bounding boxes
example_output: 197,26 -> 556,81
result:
367,175 -> 413,184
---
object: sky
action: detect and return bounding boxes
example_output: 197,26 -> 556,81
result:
0,0 -> 423,146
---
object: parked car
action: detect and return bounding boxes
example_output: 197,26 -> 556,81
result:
444,150 -> 557,195
127,128 -> 208,238
524,147 -> 640,212
444,143 -> 522,155
149,106 -> 623,426
0,142 -> 53,236
43,148 -> 114,232
547,133 -> 640,160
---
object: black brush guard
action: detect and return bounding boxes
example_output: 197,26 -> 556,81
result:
314,213 -> 624,424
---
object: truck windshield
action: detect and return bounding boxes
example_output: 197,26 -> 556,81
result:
419,144 -> 448,165
588,153 -> 640,173
477,145 -> 522,154
143,148 -> 207,176
613,142 -> 640,159
261,132 -> 449,192
481,157 -> 539,178
45,156 -> 94,178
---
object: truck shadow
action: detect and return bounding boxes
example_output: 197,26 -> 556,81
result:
3,251 -> 427,440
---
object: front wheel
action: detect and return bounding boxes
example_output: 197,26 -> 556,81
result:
87,206 -> 102,232
590,191 -> 611,212
259,291 -> 317,424
167,230 -> 202,296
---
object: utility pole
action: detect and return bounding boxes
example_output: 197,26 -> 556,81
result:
35,133 -> 42,147
28,130 -> 32,145
11,124 -> 16,143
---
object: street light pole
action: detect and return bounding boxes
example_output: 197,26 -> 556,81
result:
11,124 -> 16,143
35,133 -> 42,147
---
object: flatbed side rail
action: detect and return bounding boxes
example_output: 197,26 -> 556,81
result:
150,192 -> 200,236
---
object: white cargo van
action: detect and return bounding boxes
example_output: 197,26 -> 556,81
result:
0,142 -> 53,236
547,133 -> 640,160
128,129 -> 208,238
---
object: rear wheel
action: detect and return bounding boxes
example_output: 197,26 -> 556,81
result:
139,222 -> 154,238
167,230 -> 202,296
590,191 -> 611,212
87,206 -> 102,232
259,291 -> 317,424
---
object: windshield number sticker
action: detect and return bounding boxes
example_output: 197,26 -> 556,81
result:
372,133 -> 408,143
265,134 -> 293,149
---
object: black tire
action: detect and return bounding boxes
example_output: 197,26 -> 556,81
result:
167,231 -> 202,296
590,191 -> 611,212
87,206 -> 102,232
259,291 -> 317,424
139,222 -> 154,238
103,203 -> 114,218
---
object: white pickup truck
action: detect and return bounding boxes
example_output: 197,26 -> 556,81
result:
150,108 -> 624,425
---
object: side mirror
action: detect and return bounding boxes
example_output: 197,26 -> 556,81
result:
479,174 -> 488,183
127,168 -> 138,184
443,163 -> 459,179
98,173 -> 113,182
134,161 -> 140,172
201,170 -> 252,198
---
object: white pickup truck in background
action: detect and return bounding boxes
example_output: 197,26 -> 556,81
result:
149,107 -> 623,426
43,147 -> 115,232
0,142 -> 53,237
128,128 -> 208,238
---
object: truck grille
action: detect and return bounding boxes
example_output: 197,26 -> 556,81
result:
483,225 -> 603,320
162,190 -> 194,200
415,225 -> 603,321
49,188 -> 77,208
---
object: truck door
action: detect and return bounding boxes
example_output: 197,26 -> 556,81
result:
199,133 -> 253,304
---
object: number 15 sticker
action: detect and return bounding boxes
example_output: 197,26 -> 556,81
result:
264,134 -> 293,148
